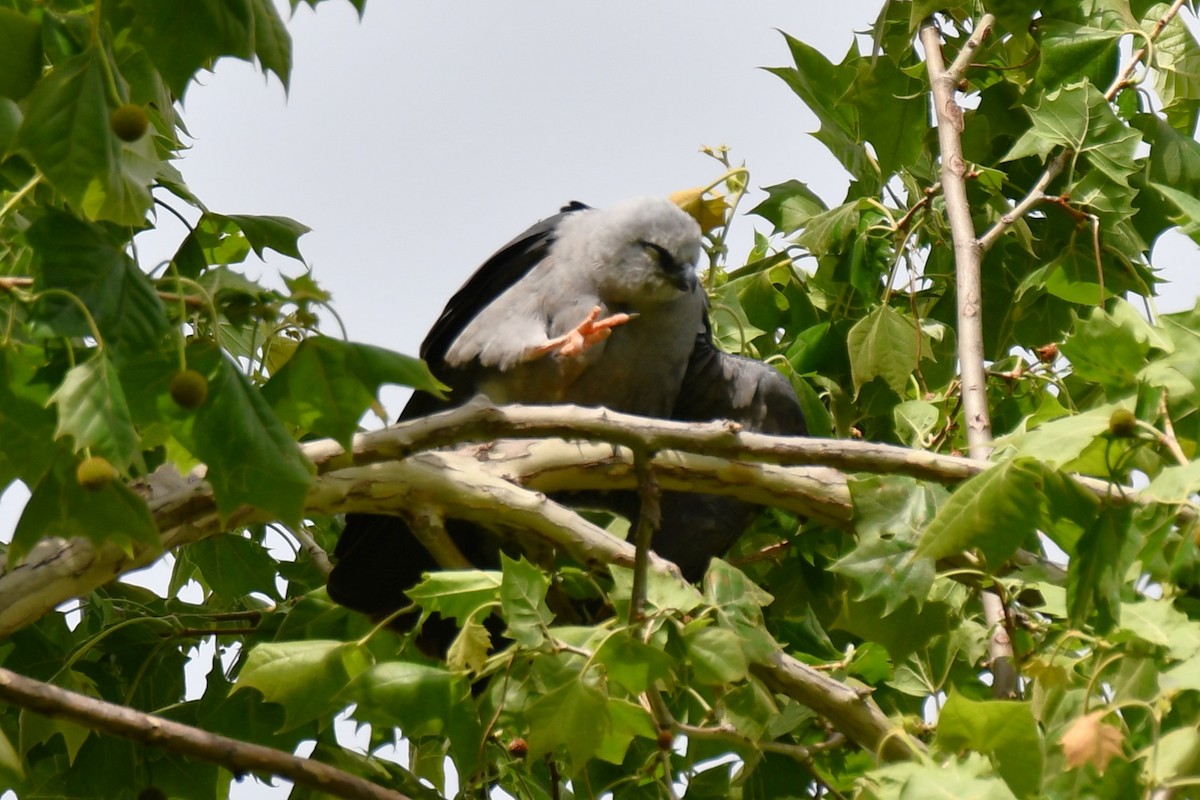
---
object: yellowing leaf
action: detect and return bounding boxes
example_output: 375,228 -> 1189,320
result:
670,186 -> 728,234
446,615 -> 491,673
1061,711 -> 1125,774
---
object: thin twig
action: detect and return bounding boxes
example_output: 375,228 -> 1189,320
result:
1105,0 -> 1189,99
629,454 -> 661,623
0,667 -> 410,800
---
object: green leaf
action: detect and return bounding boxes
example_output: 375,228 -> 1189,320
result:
833,595 -> 953,664
1142,461 -> 1200,504
126,0 -> 258,97
49,355 -> 138,469
0,7 -> 43,102
9,457 -> 159,567
846,305 -> 920,397
26,211 -> 173,359
609,566 -> 703,619
0,345 -> 61,487
684,626 -> 749,685
525,679 -> 610,772
1116,598 -> 1200,660
262,336 -> 447,448
0,726 -> 23,785
346,661 -> 475,741
1036,19 -> 1120,91
595,697 -> 657,765
916,459 -> 1046,567
845,52 -> 925,178
936,691 -> 1043,798
171,533 -> 283,601
749,180 -> 827,235
592,632 -> 674,694
832,476 -> 943,614
169,343 -> 313,526
14,49 -> 153,225
247,0 -> 293,88
1143,3 -> 1200,134
766,34 -> 872,182
881,753 -> 1020,800
208,213 -> 310,261
992,403 -> 1117,469
1003,82 -> 1141,218
406,570 -> 502,622
234,640 -> 368,730
499,554 -> 553,648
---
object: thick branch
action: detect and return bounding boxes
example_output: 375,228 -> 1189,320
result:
0,667 -> 410,800
921,14 -> 1018,698
0,404 -> 1135,639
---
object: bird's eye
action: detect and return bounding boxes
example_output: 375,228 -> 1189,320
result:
638,241 -> 679,274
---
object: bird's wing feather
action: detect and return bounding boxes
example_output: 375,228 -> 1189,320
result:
673,315 -> 807,435
420,202 -> 590,368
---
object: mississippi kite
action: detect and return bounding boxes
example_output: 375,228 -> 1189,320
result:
328,197 -> 805,624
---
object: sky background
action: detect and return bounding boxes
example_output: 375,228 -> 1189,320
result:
2,1 -> 1199,798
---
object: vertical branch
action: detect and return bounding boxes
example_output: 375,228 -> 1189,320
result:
629,453 -> 662,623
920,14 -> 1019,698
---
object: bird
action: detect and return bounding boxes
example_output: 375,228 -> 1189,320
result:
327,196 -> 806,632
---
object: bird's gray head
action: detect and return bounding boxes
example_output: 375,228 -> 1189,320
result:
554,196 -> 702,306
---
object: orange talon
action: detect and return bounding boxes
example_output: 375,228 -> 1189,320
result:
527,306 -> 635,360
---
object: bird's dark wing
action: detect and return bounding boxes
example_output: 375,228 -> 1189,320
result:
651,316 -> 807,580
672,316 -> 806,435
400,202 -> 590,420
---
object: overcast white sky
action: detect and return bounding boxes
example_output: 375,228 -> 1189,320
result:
3,2 -> 1198,798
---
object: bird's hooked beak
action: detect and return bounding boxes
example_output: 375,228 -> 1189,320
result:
672,266 -> 699,293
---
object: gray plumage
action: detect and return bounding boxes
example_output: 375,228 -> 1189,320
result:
329,197 -> 806,637
444,196 -> 705,415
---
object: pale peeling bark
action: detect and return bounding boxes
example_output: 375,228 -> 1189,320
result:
0,667 -> 411,800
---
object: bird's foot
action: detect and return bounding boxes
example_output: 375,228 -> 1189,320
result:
528,306 -> 634,360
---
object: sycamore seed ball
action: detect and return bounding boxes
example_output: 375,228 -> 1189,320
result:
110,103 -> 149,142
169,369 -> 209,410
76,456 -> 117,491
507,738 -> 528,758
1108,408 -> 1137,438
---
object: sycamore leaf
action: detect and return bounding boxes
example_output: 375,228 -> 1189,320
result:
935,691 -> 1043,798
9,457 -> 159,567
1003,82 -> 1141,218
592,633 -> 674,695
846,305 -> 919,398
750,180 -> 827,235
446,615 -> 491,673
525,680 -> 610,773
832,476 -> 942,614
26,211 -> 173,359
234,640 -> 368,731
207,213 -> 310,261
916,459 -> 1045,567
168,343 -> 313,526
14,50 -> 153,225
499,554 -> 553,648
1061,711 -> 1125,775
49,355 -> 138,470
262,336 -> 446,448
344,662 -> 475,743
406,570 -> 502,623
684,626 -> 749,686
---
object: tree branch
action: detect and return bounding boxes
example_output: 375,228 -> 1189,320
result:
0,402 -> 1137,640
921,14 -> 1018,698
0,667 -> 411,800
